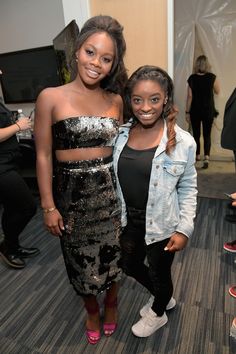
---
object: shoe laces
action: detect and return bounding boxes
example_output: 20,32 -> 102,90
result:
143,309 -> 158,326
146,296 -> 154,307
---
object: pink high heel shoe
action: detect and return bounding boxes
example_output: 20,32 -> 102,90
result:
85,303 -> 101,344
86,329 -> 101,345
103,298 -> 118,336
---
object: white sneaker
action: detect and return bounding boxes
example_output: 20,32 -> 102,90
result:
140,295 -> 176,317
132,308 -> 168,337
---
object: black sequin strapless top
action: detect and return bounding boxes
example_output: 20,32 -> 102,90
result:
52,116 -> 119,150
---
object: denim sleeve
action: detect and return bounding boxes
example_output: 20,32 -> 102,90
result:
175,139 -> 198,237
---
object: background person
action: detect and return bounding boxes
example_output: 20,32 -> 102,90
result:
113,65 -> 197,338
0,101 -> 38,269
34,15 -> 127,345
221,87 -> 236,170
221,89 -> 236,223
223,194 -> 236,340
186,55 -> 220,168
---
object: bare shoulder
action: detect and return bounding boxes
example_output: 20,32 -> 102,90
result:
107,92 -> 123,123
107,92 -> 123,113
36,85 -> 65,103
110,92 -> 123,107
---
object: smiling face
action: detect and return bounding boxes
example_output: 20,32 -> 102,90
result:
75,32 -> 115,87
130,79 -> 167,128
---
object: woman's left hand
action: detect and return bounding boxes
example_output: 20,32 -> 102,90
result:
44,209 -> 64,237
164,232 -> 188,252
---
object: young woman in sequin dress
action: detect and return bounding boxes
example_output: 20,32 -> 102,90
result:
34,15 -> 127,345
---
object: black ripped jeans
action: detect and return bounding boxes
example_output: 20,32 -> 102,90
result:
119,207 -> 175,316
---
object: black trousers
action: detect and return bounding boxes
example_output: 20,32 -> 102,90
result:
190,116 -> 214,156
119,208 -> 175,316
0,170 -> 37,252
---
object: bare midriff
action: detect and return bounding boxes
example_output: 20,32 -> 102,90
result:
55,146 -> 112,162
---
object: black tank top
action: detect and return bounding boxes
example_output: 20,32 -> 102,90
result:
187,73 -> 216,118
118,144 -> 157,210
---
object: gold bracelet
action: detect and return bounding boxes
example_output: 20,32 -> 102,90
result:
43,206 -> 57,213
15,122 -> 21,131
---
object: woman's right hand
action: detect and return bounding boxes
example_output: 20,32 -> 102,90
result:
231,192 -> 236,207
44,209 -> 65,237
16,117 -> 31,131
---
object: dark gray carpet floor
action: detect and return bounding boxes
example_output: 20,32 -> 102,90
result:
196,160 -> 236,200
0,196 -> 236,354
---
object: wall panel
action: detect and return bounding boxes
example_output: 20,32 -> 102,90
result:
90,0 -> 167,76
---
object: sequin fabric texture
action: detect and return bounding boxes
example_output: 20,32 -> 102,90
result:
52,116 -> 119,149
53,117 -> 122,296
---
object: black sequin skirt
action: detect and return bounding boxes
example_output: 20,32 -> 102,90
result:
54,155 -> 122,296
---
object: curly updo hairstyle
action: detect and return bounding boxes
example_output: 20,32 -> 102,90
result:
74,15 -> 128,95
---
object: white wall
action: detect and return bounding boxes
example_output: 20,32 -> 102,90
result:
0,0 -> 90,113
62,0 -> 90,29
0,0 -> 65,52
0,0 -> 64,113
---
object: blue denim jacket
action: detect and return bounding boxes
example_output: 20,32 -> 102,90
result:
113,119 -> 198,245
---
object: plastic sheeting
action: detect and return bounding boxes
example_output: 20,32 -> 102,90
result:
174,0 -> 236,159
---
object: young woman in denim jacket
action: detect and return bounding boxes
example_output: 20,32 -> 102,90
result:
113,65 -> 197,338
